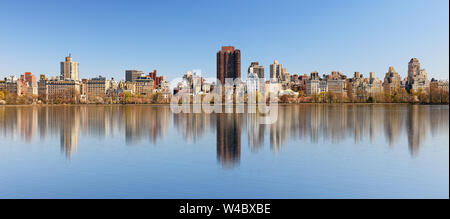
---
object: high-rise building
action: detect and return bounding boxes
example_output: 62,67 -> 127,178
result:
406,58 -> 429,92
383,66 -> 402,93
248,62 -> 264,79
125,70 -> 143,82
270,60 -> 282,80
269,60 -> 290,82
407,58 -> 421,84
217,46 -> 241,84
60,54 -> 79,81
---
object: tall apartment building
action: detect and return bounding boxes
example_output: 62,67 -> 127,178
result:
270,60 -> 291,82
60,54 -> 79,81
248,62 -> 265,79
383,66 -> 402,93
270,60 -> 283,81
406,58 -> 429,92
217,46 -> 241,84
407,58 -> 421,84
125,70 -> 144,82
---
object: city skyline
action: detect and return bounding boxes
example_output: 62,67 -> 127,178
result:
0,0 -> 448,80
1,53 -> 448,106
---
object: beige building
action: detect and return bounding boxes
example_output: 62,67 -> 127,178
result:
350,72 -> 383,99
0,76 -> 23,95
406,58 -> 429,92
134,81 -> 154,95
327,79 -> 345,94
85,76 -> 110,98
364,72 -> 383,96
133,75 -> 155,95
46,79 -> 81,99
60,54 -> 79,81
431,79 -> 449,92
383,66 -> 402,93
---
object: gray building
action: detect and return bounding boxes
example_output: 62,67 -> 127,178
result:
125,70 -> 144,82
248,62 -> 265,79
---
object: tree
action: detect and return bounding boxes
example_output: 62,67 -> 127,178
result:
416,88 -> 429,104
326,91 -> 336,103
280,95 -> 290,103
346,81 -> 354,103
0,91 -> 5,100
152,92 -> 162,104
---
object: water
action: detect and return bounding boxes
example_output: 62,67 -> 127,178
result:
0,104 -> 448,199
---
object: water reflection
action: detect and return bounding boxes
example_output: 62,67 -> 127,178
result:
217,113 -> 241,168
0,105 -> 448,166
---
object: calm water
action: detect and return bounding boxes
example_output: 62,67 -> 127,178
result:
0,104 -> 448,199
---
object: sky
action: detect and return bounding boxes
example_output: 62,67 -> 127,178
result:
0,0 -> 449,80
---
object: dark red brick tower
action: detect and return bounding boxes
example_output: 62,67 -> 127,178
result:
217,46 -> 241,84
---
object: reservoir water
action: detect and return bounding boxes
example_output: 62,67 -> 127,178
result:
0,104 -> 448,198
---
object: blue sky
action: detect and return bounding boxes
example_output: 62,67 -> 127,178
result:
0,0 -> 448,80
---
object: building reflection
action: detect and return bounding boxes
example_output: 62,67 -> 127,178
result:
173,112 -> 215,144
245,113 -> 265,152
217,113 -> 241,168
406,105 -> 429,156
123,106 -> 171,145
0,105 -> 448,164
60,106 -> 80,158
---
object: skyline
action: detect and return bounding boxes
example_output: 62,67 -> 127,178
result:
1,0 -> 449,80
